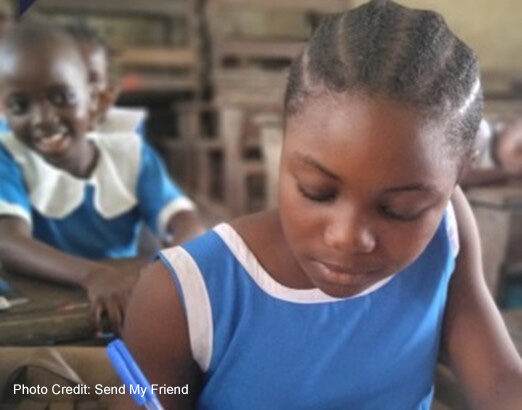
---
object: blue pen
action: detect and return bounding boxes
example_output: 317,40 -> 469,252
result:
107,339 -> 164,410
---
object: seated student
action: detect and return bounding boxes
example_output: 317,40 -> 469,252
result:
0,22 -> 205,333
461,118 -> 522,188
118,1 -> 522,409
63,23 -> 147,135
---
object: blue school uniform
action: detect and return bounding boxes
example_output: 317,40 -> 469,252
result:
159,207 -> 459,410
0,131 -> 195,259
0,115 -> 9,133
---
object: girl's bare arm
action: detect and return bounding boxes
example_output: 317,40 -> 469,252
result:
442,186 -> 522,409
115,261 -> 202,410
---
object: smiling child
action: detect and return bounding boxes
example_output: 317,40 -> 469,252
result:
0,22 -> 205,332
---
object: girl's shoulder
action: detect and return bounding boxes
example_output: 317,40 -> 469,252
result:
0,132 -> 32,166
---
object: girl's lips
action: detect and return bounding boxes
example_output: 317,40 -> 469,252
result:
313,261 -> 381,286
34,133 -> 71,155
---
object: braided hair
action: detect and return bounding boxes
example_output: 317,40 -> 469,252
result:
285,0 -> 483,158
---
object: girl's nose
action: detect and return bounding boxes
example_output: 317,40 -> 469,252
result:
324,209 -> 376,254
30,102 -> 58,128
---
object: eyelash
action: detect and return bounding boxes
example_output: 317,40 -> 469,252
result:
298,185 -> 423,221
379,204 -> 421,222
297,184 -> 337,203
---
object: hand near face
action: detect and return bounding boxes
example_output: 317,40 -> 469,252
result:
496,119 -> 522,176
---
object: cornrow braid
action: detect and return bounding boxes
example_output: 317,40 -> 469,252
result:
285,0 -> 483,158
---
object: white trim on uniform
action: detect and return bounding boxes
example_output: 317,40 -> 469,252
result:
157,197 -> 197,237
446,201 -> 460,258
1,131 -> 141,219
160,246 -> 213,372
0,200 -> 32,225
98,107 -> 147,134
214,223 -> 393,304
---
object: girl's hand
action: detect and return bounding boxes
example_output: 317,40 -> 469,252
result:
83,267 -> 139,335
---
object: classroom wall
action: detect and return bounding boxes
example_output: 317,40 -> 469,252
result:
222,0 -> 521,74
351,0 -> 522,73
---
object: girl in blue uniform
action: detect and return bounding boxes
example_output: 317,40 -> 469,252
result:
119,1 -> 522,408
0,23 -> 204,333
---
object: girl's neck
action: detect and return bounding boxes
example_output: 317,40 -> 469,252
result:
232,209 -> 315,290
72,140 -> 99,179
48,139 -> 99,179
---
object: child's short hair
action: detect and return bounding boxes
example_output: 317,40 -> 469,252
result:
285,0 -> 482,159
63,22 -> 115,85
64,22 -> 109,56
0,20 -> 86,75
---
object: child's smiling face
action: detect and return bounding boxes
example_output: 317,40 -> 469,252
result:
0,38 -> 93,169
279,92 -> 460,298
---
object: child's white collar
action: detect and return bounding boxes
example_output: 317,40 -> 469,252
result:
1,131 -> 141,219
98,107 -> 147,133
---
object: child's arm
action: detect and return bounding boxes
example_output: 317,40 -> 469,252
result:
0,216 -> 137,333
115,261 -> 202,409
441,186 -> 522,409
136,139 -> 206,248
164,210 -> 206,247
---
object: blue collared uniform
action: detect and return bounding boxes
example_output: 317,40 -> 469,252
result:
159,208 -> 458,409
0,130 -> 194,259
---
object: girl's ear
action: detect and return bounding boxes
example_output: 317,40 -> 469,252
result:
88,83 -> 121,130
87,92 -> 100,131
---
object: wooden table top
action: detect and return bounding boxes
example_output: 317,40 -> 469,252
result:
0,271 -> 95,345
1,270 -> 522,352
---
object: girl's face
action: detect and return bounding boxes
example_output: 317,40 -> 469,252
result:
77,40 -> 109,98
279,93 -> 459,298
77,40 -> 117,124
0,42 -> 92,169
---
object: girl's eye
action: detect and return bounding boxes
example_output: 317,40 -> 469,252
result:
297,184 -> 337,203
49,89 -> 78,106
6,96 -> 30,116
379,204 -> 422,221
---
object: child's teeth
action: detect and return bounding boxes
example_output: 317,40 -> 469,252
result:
48,134 -> 62,142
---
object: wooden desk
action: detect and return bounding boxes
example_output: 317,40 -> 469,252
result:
0,271 -> 95,346
466,183 -> 522,301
